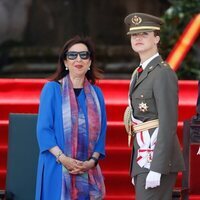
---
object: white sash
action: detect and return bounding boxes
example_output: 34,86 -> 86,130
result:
132,116 -> 159,169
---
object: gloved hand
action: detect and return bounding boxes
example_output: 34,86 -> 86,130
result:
145,170 -> 161,189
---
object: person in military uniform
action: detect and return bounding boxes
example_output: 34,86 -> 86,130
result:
123,12 -> 185,200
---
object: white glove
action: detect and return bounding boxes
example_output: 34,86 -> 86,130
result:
131,177 -> 135,185
145,170 -> 161,189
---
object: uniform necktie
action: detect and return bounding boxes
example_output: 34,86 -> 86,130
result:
137,66 -> 143,77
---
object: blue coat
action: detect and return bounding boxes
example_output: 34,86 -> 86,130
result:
35,81 -> 107,200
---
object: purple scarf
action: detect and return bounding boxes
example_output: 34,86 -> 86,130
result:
61,75 -> 105,199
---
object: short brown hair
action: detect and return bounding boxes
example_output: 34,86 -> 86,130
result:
153,30 -> 161,50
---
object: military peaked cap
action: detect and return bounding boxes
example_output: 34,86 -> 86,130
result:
124,12 -> 164,35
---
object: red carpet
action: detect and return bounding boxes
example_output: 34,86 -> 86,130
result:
0,79 -> 199,199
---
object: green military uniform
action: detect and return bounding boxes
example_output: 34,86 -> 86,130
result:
129,56 -> 185,174
124,13 -> 185,200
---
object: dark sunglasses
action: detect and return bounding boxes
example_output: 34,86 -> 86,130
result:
65,51 -> 90,60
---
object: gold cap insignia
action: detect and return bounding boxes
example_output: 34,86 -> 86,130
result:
131,15 -> 142,25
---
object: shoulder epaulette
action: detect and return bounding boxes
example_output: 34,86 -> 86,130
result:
160,61 -> 170,67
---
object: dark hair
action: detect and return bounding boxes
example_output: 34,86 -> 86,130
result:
154,30 -> 161,50
153,30 -> 160,37
49,35 -> 102,84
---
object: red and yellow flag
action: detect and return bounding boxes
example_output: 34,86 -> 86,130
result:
167,14 -> 200,71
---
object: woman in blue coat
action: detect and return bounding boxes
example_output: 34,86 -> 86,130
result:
35,36 -> 107,200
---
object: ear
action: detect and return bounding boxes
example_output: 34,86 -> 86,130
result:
88,60 -> 92,67
155,35 -> 160,44
64,60 -> 68,66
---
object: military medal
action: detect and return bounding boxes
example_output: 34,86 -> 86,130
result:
138,102 -> 148,112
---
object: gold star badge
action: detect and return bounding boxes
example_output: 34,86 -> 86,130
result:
138,102 -> 149,112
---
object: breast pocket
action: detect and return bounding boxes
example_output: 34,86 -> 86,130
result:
134,90 -> 154,114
